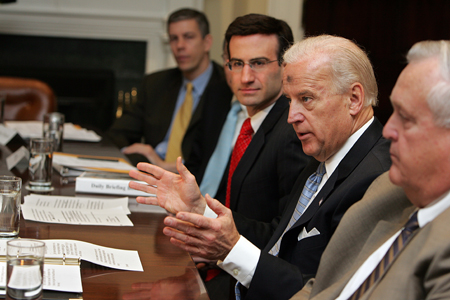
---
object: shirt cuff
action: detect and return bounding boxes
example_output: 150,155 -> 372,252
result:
217,236 -> 260,288
203,204 -> 218,218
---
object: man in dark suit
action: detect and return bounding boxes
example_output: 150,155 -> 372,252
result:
290,40 -> 450,300
186,14 -> 309,225
106,8 -> 232,170
159,14 -> 310,300
128,35 -> 391,300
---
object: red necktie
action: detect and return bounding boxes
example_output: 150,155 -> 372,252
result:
225,118 -> 253,207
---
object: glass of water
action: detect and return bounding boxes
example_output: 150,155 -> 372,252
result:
6,239 -> 45,300
26,138 -> 54,192
43,112 -> 65,152
0,176 -> 21,237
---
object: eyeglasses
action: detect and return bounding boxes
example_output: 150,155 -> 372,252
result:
226,58 -> 279,72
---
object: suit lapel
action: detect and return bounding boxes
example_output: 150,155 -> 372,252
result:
263,160 -> 320,251
229,96 -> 289,211
185,62 -> 219,137
155,73 -> 183,138
290,119 -> 385,231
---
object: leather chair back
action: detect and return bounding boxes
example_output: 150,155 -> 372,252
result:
0,76 -> 56,121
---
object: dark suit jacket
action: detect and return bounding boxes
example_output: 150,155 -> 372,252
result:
188,96 -> 309,226
294,172 -> 450,300
236,118 -> 391,300
106,61 -> 232,165
221,97 -> 310,225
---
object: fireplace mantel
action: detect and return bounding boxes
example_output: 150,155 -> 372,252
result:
0,0 -> 204,73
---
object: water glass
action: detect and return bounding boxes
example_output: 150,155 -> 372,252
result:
27,138 -> 54,192
6,239 -> 45,300
43,112 -> 64,152
0,176 -> 21,237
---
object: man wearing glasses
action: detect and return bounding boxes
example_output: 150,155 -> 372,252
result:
141,14 -> 310,300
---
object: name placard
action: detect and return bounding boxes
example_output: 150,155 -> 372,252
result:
6,146 -> 30,171
0,124 -> 16,145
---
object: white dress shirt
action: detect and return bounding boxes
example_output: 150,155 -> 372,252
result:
218,118 -> 375,288
336,188 -> 450,300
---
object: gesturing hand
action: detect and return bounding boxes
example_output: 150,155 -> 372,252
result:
162,195 -> 240,261
128,157 -> 207,215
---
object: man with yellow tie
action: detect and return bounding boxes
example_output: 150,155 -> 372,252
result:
107,8 -> 232,170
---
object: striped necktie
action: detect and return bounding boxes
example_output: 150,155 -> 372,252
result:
269,162 -> 326,257
349,211 -> 419,300
165,82 -> 193,162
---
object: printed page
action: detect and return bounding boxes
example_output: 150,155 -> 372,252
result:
21,206 -> 133,226
22,195 -> 132,226
43,240 -> 143,271
0,239 -> 143,272
24,195 -> 131,214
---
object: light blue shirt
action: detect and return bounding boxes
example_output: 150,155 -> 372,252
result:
155,62 -> 214,159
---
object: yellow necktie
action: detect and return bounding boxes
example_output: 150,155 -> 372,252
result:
165,82 -> 193,162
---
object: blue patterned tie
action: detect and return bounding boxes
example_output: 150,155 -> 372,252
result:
200,100 -> 241,197
349,211 -> 419,300
269,162 -> 326,256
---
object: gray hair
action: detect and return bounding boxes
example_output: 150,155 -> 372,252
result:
283,35 -> 378,107
407,40 -> 450,128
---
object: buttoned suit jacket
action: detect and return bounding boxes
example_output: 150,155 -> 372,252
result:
236,118 -> 391,300
106,61 -> 232,164
292,171 -> 450,300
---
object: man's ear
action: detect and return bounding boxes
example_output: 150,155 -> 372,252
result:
203,34 -> 213,52
348,82 -> 365,116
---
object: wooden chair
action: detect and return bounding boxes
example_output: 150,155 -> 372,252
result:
0,76 -> 56,121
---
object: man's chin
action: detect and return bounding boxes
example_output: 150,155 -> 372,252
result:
388,167 -> 403,187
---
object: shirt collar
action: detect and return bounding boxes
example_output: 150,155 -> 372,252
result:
324,117 -> 374,177
418,189 -> 450,227
239,101 -> 276,134
182,62 -> 213,95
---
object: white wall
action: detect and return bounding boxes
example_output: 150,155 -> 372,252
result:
0,0 -> 304,72
0,0 -> 204,73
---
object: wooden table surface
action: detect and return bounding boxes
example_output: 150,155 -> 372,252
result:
1,138 -> 210,300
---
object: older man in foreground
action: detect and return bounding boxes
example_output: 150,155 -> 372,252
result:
129,35 -> 391,299
291,40 -> 450,300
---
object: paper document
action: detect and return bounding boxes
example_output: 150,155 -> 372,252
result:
22,195 -> 133,226
53,152 -> 136,173
0,239 -> 143,272
4,121 -> 101,142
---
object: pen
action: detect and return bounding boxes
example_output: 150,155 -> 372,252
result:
77,156 -> 120,162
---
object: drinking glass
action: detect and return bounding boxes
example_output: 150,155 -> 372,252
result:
0,176 -> 21,237
6,239 -> 45,300
26,138 -> 54,192
43,112 -> 64,152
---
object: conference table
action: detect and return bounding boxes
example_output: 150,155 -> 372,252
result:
0,136 -> 210,300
